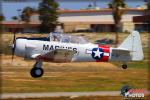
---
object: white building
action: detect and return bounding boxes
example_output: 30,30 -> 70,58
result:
3,8 -> 149,33
57,8 -> 147,32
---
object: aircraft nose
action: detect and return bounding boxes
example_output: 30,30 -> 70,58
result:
14,38 -> 27,57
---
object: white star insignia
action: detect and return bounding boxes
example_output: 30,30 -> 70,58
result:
93,48 -> 103,58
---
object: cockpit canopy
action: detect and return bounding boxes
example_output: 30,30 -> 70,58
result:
48,32 -> 89,44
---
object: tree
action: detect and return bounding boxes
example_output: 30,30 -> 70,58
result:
108,0 -> 127,45
145,0 -> 150,10
87,4 -> 93,10
11,16 -> 18,20
0,14 -> 5,21
148,2 -> 150,10
20,7 -> 37,33
145,0 -> 150,32
0,14 -> 5,32
21,7 -> 37,23
38,0 -> 59,33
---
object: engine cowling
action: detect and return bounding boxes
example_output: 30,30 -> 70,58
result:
14,38 -> 27,58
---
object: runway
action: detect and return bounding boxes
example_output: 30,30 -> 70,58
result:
1,91 -> 121,99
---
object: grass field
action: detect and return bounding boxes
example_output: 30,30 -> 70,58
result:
0,32 -> 149,93
1,58 -> 149,94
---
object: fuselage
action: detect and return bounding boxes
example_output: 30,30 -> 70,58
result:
11,31 -> 144,78
14,38 -> 113,62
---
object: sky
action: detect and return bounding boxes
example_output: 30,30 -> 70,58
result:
1,0 -> 146,21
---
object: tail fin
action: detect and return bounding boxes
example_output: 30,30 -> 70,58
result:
118,31 -> 144,61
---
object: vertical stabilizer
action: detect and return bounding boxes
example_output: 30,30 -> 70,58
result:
118,31 -> 144,61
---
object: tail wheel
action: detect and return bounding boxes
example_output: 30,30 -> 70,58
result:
30,67 -> 44,78
122,64 -> 128,69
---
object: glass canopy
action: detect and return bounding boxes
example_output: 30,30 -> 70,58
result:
48,32 -> 89,44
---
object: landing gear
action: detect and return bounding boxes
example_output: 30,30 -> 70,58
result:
122,64 -> 128,69
30,67 -> 44,78
30,61 -> 44,78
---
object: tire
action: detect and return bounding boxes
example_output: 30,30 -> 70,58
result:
30,67 -> 44,78
122,64 -> 127,69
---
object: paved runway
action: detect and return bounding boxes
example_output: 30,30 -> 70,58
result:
1,91 -> 150,99
1,91 -> 121,99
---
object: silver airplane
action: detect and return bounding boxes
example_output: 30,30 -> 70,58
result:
12,31 -> 144,78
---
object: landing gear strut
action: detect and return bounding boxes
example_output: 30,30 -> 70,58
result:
122,64 -> 128,69
30,61 -> 44,78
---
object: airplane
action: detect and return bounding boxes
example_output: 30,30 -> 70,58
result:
11,31 -> 144,78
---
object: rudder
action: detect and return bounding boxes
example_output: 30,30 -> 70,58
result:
118,31 -> 144,61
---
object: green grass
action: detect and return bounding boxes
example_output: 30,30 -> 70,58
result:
1,65 -> 149,93
128,61 -> 148,68
112,61 -> 148,69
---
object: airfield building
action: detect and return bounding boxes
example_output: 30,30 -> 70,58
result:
2,8 -> 150,33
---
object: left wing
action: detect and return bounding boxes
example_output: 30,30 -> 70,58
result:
32,49 -> 77,62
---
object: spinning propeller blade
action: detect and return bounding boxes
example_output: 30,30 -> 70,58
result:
11,32 -> 16,63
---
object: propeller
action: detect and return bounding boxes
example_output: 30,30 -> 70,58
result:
11,31 -> 16,63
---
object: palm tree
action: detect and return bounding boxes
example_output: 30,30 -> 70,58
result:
39,0 -> 59,33
145,0 -> 150,10
11,16 -> 18,20
0,14 -> 5,21
21,7 -> 37,33
0,14 -> 5,32
145,0 -> 150,32
108,0 -> 127,45
21,7 -> 37,22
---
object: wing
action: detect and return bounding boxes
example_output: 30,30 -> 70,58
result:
111,48 -> 132,61
32,49 -> 77,62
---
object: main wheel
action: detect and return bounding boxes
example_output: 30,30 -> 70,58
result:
122,64 -> 127,69
30,67 -> 44,78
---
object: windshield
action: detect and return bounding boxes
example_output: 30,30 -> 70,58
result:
48,32 -> 89,44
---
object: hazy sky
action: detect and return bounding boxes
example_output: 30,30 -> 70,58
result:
1,0 -> 146,20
